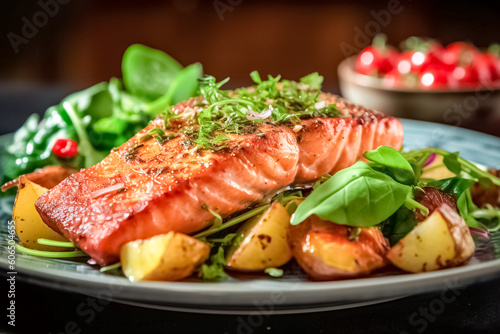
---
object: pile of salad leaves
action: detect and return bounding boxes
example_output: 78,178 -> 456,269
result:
0,45 -> 203,195
291,146 -> 500,245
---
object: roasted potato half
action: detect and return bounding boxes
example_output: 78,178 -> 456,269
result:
226,202 -> 293,271
288,215 -> 389,280
13,176 -> 69,251
387,204 -> 475,272
421,155 -> 455,180
120,232 -> 209,281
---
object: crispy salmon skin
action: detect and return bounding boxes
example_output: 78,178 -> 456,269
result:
36,94 -> 403,265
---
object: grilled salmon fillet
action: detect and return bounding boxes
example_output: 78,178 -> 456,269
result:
35,94 -> 403,265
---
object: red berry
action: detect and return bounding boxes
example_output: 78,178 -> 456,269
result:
52,139 -> 78,158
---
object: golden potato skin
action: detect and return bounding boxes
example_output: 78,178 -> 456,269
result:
13,176 -> 68,251
387,204 -> 475,273
120,232 -> 209,281
226,202 -> 293,271
288,215 -> 389,280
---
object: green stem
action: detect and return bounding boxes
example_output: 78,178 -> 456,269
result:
37,238 -> 75,248
423,163 -> 445,172
63,102 -> 107,167
488,223 -> 500,232
15,244 -> 88,258
206,98 -> 262,113
471,209 -> 500,220
100,262 -> 122,272
405,196 -> 429,217
194,204 -> 270,239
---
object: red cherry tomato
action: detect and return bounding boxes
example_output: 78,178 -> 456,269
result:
356,46 -> 397,76
442,42 -> 479,68
397,50 -> 443,75
52,139 -> 78,158
382,69 -> 401,88
452,64 -> 481,86
476,53 -> 500,84
420,65 -> 455,89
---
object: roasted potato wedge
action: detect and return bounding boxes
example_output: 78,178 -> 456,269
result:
226,202 -> 293,271
120,232 -> 209,281
288,215 -> 389,280
387,204 -> 475,272
13,176 -> 68,251
421,155 -> 455,180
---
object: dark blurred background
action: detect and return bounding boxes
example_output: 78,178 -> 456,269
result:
1,0 -> 500,135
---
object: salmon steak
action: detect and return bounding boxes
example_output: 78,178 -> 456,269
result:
36,87 -> 403,265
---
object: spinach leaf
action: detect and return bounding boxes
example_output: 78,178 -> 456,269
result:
426,177 -> 476,199
122,44 -> 183,101
63,82 -> 113,121
381,206 -> 417,246
363,146 -> 415,185
443,151 -> 461,175
3,106 -> 80,181
291,161 -> 411,227
145,63 -> 203,114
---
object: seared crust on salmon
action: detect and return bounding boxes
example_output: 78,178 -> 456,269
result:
36,94 -> 403,265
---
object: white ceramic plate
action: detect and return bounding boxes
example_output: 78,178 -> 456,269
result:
1,119 -> 499,314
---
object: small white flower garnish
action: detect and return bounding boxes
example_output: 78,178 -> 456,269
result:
314,101 -> 326,109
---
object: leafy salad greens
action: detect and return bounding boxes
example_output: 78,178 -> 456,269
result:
1,44 -> 203,194
291,146 -> 500,244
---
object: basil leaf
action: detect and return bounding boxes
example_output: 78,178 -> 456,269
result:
364,146 -> 415,185
122,44 -> 183,101
291,161 -> 411,227
443,151 -> 462,175
426,177 -> 476,199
